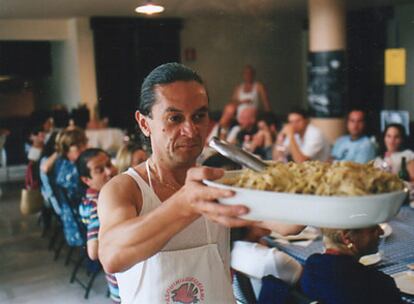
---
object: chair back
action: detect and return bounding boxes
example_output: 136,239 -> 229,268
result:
233,270 -> 258,304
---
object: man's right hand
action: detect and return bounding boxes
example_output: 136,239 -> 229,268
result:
176,166 -> 258,228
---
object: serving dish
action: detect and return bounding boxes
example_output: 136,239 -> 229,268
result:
203,170 -> 407,229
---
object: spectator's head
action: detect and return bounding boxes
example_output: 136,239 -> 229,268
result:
321,225 -> 383,259
52,106 -> 70,129
237,104 -> 257,130
287,108 -> 309,135
219,103 -> 237,127
347,109 -> 366,139
70,105 -> 90,129
115,142 -> 148,173
380,123 -> 407,155
56,127 -> 88,162
242,65 -> 255,83
257,112 -> 278,134
77,148 -> 118,191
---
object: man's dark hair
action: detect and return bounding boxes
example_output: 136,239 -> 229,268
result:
139,62 -> 205,117
288,107 -> 310,119
346,108 -> 366,121
76,148 -> 109,180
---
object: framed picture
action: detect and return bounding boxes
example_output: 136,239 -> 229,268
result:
380,110 -> 410,135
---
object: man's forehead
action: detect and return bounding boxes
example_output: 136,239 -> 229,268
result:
153,81 -> 208,110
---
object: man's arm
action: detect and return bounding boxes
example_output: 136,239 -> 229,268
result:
257,82 -> 271,112
98,167 -> 254,274
288,133 -> 310,163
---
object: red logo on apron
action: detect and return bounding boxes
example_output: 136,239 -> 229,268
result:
165,277 -> 205,304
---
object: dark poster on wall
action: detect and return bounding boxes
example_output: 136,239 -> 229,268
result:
307,50 -> 346,118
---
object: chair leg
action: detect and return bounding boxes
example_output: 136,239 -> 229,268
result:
84,269 -> 101,299
70,253 -> 86,283
65,247 -> 75,266
54,238 -> 65,261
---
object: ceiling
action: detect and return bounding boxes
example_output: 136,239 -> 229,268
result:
0,0 -> 413,19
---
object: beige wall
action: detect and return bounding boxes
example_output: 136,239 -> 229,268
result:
181,15 -> 305,115
384,4 -> 414,119
0,18 -> 97,118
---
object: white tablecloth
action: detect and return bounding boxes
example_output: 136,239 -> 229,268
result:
85,128 -> 125,155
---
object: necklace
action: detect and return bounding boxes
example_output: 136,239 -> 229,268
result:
148,158 -> 182,192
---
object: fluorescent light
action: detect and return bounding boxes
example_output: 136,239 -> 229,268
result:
135,2 -> 165,15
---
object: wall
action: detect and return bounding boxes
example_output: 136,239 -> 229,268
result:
384,4 -> 414,118
181,15 -> 305,115
0,18 -> 97,117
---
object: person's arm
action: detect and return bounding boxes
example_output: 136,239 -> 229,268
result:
282,125 -> 309,163
407,160 -> 414,183
87,240 -> 99,261
41,152 -> 58,173
98,166 -> 255,274
257,82 -> 271,112
231,85 -> 241,104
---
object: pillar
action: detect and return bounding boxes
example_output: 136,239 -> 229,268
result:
308,0 -> 346,144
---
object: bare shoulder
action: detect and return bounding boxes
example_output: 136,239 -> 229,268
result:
98,166 -> 146,229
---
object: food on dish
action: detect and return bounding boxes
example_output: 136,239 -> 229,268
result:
222,161 -> 405,196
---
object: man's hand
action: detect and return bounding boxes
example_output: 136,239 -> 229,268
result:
177,166 -> 258,228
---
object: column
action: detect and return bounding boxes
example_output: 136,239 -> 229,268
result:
308,0 -> 346,143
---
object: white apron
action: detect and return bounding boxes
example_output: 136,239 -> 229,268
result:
116,163 -> 235,304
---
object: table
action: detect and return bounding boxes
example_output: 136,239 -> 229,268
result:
265,206 -> 414,303
85,128 -> 125,155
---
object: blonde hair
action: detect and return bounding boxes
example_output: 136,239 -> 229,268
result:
56,127 -> 88,157
115,142 -> 146,173
321,228 -> 359,251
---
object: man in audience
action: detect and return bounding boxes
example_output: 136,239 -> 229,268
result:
77,148 -> 120,303
331,109 -> 376,163
227,104 -> 258,147
275,108 -> 330,163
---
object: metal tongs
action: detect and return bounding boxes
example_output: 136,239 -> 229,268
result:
208,137 -> 268,172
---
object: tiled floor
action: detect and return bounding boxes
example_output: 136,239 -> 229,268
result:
0,182 -> 111,304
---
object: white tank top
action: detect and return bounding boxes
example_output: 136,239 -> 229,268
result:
115,164 -> 234,303
237,82 -> 260,108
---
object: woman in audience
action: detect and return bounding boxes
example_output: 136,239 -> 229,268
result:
115,141 -> 148,173
232,65 -> 271,112
301,225 -> 402,304
231,226 -> 303,300
376,123 -> 414,181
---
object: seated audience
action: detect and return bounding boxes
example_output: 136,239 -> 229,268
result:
54,127 -> 88,206
115,141 -> 148,173
206,102 -> 238,143
301,225 -> 402,304
231,226 -> 303,300
227,104 -> 258,147
243,112 -> 278,160
331,109 -> 376,163
77,148 -> 120,303
376,123 -> 414,182
232,65 -> 271,112
274,108 -> 330,163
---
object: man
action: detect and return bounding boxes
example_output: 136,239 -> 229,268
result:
275,109 -> 330,163
331,109 -> 376,163
98,63 -> 256,303
77,148 -> 120,302
227,103 -> 258,146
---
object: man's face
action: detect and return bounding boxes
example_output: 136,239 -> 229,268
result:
143,81 -> 209,166
288,113 -> 308,134
347,111 -> 365,138
84,152 -> 118,191
67,143 -> 87,162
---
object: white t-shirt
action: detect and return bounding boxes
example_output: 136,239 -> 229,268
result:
375,149 -> 414,174
283,124 -> 331,161
231,241 -> 302,299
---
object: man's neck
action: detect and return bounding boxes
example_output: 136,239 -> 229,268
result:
350,134 -> 362,141
150,155 -> 194,186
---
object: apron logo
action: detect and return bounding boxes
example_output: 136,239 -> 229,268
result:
165,277 -> 205,304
